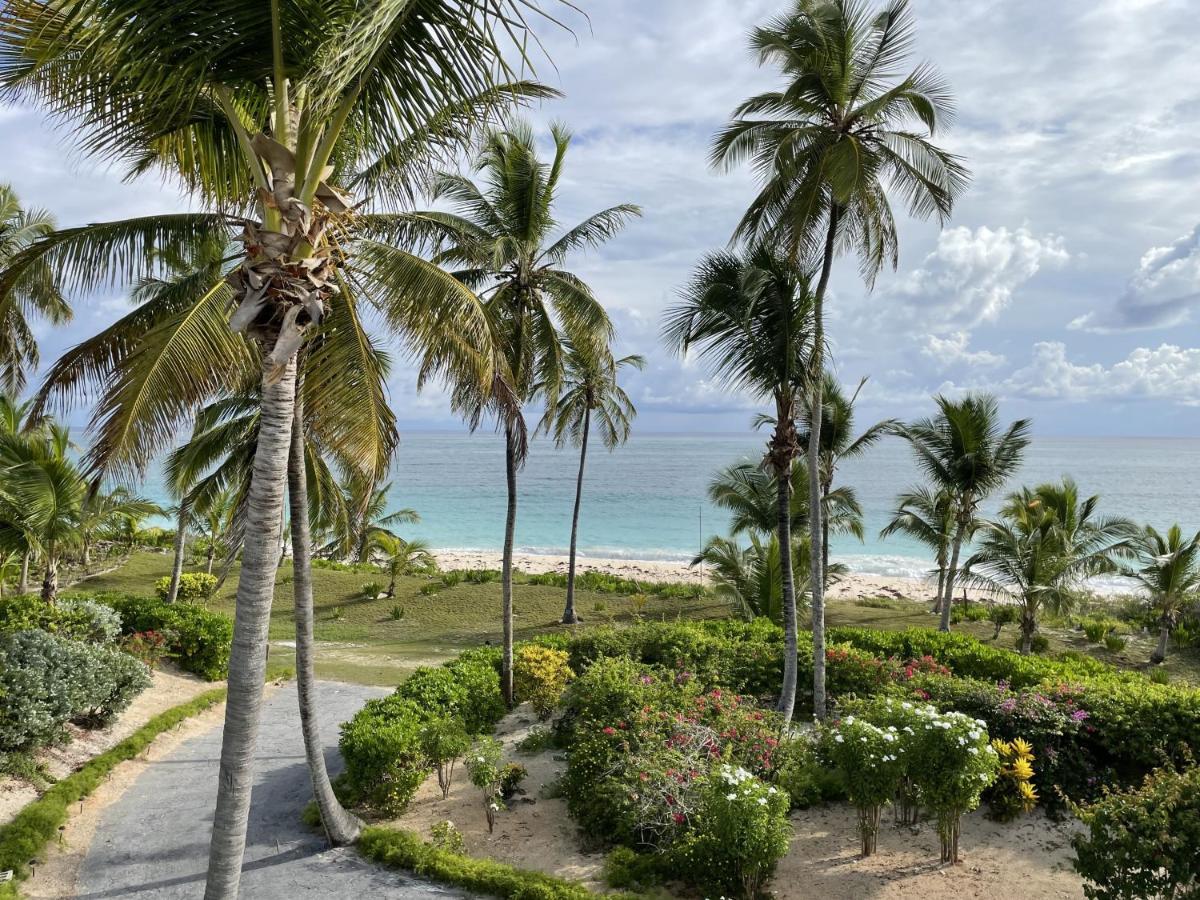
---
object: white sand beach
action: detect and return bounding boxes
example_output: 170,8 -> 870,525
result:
432,548 -> 935,602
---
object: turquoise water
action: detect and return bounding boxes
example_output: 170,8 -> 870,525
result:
142,432 -> 1200,578
378,433 -> 1200,578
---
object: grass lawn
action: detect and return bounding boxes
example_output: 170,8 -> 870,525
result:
75,551 -> 1200,687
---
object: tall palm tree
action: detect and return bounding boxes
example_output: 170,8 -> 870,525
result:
403,122 -> 638,705
1124,525 -> 1200,664
712,0 -> 968,719
540,342 -> 644,624
195,487 -> 237,575
663,246 -> 816,725
2,3 -> 564,883
0,185 -> 68,394
0,393 -> 41,590
966,480 -> 1131,654
799,374 -> 896,578
893,394 -> 1031,632
880,485 -> 955,609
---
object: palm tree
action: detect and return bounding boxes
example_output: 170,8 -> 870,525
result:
893,394 -> 1031,632
800,374 -> 896,579
375,535 -> 437,598
880,485 -> 956,609
1121,525 -> 1200,664
540,342 -> 644,624
328,478 -> 419,564
2,2 -> 566,869
966,480 -> 1131,654
712,0 -> 969,719
0,185 -> 68,394
403,122 -> 638,705
195,488 -> 237,575
663,246 -> 816,725
77,487 -> 163,570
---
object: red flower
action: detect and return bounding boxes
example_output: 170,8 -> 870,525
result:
602,726 -> 616,736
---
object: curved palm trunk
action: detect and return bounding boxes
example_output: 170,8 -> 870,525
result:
1151,615 -> 1170,664
776,459 -> 799,725
563,407 -> 591,625
288,386 -> 361,845
501,425 -> 519,707
940,519 -> 969,633
934,564 -> 946,613
809,208 -> 840,721
40,548 -> 57,604
18,550 -> 29,595
166,498 -> 192,603
206,540 -> 217,574
205,355 -> 297,900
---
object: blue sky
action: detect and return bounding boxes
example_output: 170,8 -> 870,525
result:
2,0 -> 1199,436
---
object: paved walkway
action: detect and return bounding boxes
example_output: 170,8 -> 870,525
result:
76,682 -> 466,899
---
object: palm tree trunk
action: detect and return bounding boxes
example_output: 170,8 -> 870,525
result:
166,498 -> 192,603
935,565 -> 946,613
563,407 -> 590,625
940,520 -> 969,633
207,541 -> 216,574
501,424 -> 518,707
205,355 -> 297,900
40,548 -> 57,604
821,483 -> 830,585
18,550 -> 29,595
1151,616 -> 1170,664
287,385 -> 361,845
1019,612 -> 1036,655
776,458 -> 799,725
808,207 -> 841,721
82,539 -> 91,569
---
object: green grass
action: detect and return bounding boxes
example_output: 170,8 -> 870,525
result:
0,687 -> 226,896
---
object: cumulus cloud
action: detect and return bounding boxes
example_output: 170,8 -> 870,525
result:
1003,342 -> 1200,405
1070,225 -> 1200,333
878,226 -> 1069,332
921,332 -> 1007,370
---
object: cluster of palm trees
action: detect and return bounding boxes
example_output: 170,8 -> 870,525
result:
0,396 -> 161,601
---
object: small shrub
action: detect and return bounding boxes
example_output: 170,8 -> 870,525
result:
421,717 -> 470,800
153,572 -> 217,603
429,820 -> 465,855
465,737 -> 505,833
513,645 -> 574,719
121,630 -> 172,668
950,604 -> 991,624
1148,668 -> 1170,685
516,725 -> 556,754
987,737 -> 1038,821
54,599 -> 123,644
1012,631 -> 1050,653
670,763 -> 791,898
603,846 -> 662,890
1071,764 -> 1200,900
499,762 -> 527,800
440,571 -> 463,588
823,715 -> 906,855
389,604 -> 405,620
988,605 -> 1018,637
773,734 -> 845,809
359,581 -> 384,600
1082,618 -> 1117,643
339,696 -> 428,815
419,583 -> 440,597
99,594 -> 232,680
1103,634 -> 1127,653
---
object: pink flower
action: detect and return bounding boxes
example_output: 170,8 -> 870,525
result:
602,726 -> 616,736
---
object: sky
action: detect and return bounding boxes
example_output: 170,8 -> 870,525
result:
2,0 -> 1199,437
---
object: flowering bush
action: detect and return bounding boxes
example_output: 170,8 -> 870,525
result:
988,737 -> 1038,821
823,715 -> 907,855
430,820 -> 465,855
121,629 -> 172,668
465,736 -> 505,833
670,763 -> 791,898
513,645 -> 574,719
772,733 -> 845,809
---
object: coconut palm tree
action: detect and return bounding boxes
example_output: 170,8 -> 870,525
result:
77,487 -> 163,570
374,534 -> 437,598
880,485 -> 955,609
326,477 -> 419,563
195,487 -> 237,575
403,122 -> 638,705
2,4 -> 564,878
799,374 -> 896,579
0,185 -> 68,394
1124,525 -> 1200,664
893,394 -> 1031,632
712,0 -> 969,719
966,482 -> 1131,654
540,342 -> 644,624
664,246 -> 818,724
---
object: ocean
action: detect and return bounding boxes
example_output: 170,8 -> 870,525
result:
140,432 -> 1200,579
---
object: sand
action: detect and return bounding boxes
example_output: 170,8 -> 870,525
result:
433,549 -> 936,602
395,707 -> 1086,898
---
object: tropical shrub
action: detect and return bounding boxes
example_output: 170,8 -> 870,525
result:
153,572 -> 217,602
53,598 -> 123,644
420,717 -> 470,800
988,604 -> 1018,637
429,820 -> 465,855
1103,634 -> 1126,653
669,763 -> 791,898
465,736 -> 505,833
1082,618 -> 1118,643
443,657 -> 507,733
1071,764 -> 1200,900
949,604 -> 991,624
121,630 -> 171,668
499,763 -> 527,800
98,594 -> 232,679
339,695 -> 429,815
513,645 -> 574,719
0,630 -> 150,752
360,581 -> 384,600
823,715 -> 907,855
772,733 -> 845,809
988,737 -> 1038,821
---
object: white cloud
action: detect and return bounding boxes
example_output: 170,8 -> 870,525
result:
1070,224 -> 1200,332
921,332 -> 1007,370
1003,342 -> 1200,405
878,226 -> 1069,332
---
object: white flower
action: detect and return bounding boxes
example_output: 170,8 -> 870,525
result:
834,734 -> 844,743
768,787 -> 777,795
968,729 -> 981,740
845,715 -> 856,724
901,702 -> 912,709
969,748 -> 979,755
726,793 -> 737,801
757,797 -> 767,806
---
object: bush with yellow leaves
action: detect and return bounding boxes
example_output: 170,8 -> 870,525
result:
987,737 -> 1039,821
514,645 -> 574,720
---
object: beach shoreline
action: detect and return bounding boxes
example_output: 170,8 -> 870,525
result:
432,548 -> 937,602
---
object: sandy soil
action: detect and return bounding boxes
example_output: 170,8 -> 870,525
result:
0,665 -> 217,828
396,707 -> 1085,898
434,548 -> 932,601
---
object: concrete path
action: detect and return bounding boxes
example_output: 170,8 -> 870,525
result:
76,682 -> 467,899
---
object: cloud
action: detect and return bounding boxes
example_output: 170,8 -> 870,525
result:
920,332 -> 1006,370
877,226 -> 1069,332
1003,342 -> 1200,405
1070,224 -> 1200,332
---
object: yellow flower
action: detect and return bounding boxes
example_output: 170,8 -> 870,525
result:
1018,781 -> 1039,802
1011,758 -> 1034,781
1012,737 -> 1034,759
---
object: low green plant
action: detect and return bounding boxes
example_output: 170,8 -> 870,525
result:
513,645 -> 574,720
603,846 -> 662,890
1070,763 -> 1200,900
419,583 -> 440,596
153,572 -> 217,603
1148,668 -> 1170,685
1103,634 -> 1127,653
98,594 -> 232,680
429,820 -> 465,855
1012,631 -> 1050,653
988,604 -> 1018,638
950,603 -> 992,624
389,604 -> 405,621
465,736 -> 505,833
121,630 -> 171,668
420,717 -> 470,800
359,581 -> 384,600
499,762 -> 527,800
1082,618 -> 1118,643
516,725 -> 556,754
772,734 -> 845,809
339,695 -> 429,815
440,571 -> 463,588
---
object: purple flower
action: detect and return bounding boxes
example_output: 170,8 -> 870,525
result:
999,699 -> 1017,713
1070,709 -> 1090,722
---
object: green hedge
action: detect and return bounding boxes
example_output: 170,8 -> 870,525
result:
86,593 -> 233,680
357,826 -> 637,900
0,687 -> 226,897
